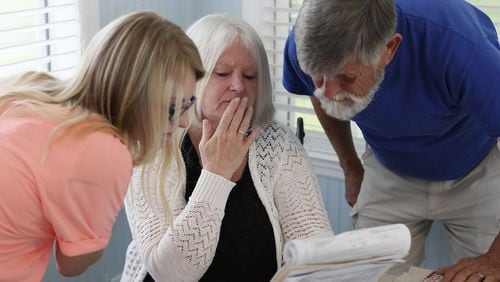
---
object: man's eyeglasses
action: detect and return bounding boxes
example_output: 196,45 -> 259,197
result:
168,96 -> 196,121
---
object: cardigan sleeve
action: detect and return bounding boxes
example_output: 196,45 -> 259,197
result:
270,123 -> 334,241
123,162 -> 234,282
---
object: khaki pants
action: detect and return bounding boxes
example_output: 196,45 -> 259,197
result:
350,141 -> 500,274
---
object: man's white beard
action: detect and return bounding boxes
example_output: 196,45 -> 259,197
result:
314,70 -> 385,121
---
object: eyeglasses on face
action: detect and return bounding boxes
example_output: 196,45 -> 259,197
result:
168,96 -> 196,121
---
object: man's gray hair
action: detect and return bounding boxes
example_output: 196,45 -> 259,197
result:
295,0 -> 396,76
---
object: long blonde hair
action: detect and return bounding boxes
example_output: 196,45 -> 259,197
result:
0,12 -> 205,222
0,11 -> 204,167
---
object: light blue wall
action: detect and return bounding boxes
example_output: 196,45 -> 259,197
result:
191,0 -> 241,24
99,0 -> 241,30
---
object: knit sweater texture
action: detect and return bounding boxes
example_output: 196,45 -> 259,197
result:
121,121 -> 333,281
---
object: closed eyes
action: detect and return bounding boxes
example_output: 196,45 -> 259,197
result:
214,72 -> 256,80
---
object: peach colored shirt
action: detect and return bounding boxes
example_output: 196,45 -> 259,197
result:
0,109 -> 132,282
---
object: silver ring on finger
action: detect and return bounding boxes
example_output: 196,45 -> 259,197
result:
474,272 -> 485,281
238,129 -> 248,137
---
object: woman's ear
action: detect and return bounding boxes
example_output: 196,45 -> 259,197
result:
381,33 -> 402,65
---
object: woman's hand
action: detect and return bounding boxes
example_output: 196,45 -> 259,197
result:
198,97 -> 260,180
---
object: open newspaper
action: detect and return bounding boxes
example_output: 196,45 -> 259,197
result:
271,224 -> 411,282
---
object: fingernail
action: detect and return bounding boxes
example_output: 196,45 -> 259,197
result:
242,97 -> 248,103
233,97 -> 240,103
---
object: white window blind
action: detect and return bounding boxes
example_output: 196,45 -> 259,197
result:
247,0 -> 500,178
468,0 -> 500,34
0,0 -> 81,79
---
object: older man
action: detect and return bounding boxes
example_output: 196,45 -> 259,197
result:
283,0 -> 500,280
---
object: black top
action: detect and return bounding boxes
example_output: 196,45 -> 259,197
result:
144,136 -> 277,282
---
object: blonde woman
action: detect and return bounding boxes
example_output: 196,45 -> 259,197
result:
0,11 -> 206,281
122,15 -> 333,282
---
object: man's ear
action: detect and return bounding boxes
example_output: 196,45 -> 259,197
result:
381,33 -> 402,65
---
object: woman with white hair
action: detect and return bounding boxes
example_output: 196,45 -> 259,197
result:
122,14 -> 333,282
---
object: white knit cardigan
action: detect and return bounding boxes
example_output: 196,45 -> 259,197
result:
121,121 -> 333,282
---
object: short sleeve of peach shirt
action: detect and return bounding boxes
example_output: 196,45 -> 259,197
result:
40,131 -> 133,256
0,110 -> 133,281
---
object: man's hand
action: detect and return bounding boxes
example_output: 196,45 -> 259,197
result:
436,251 -> 500,282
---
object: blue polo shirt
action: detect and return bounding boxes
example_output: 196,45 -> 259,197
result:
283,0 -> 500,180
